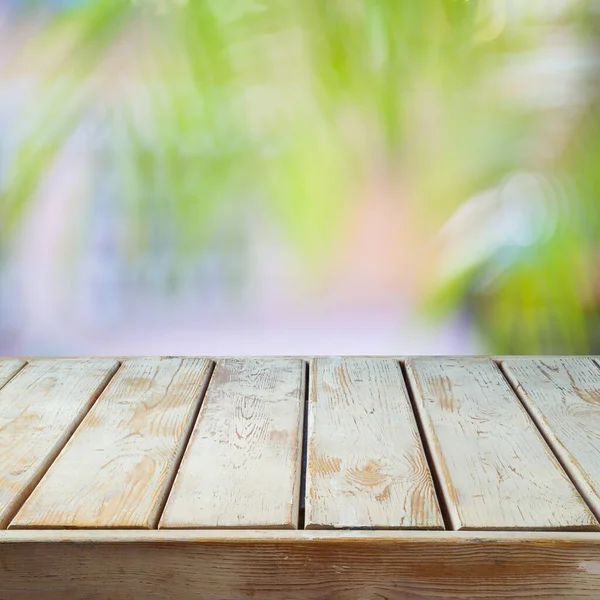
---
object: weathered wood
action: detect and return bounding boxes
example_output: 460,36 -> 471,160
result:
3,354 -> 600,600
405,357 -> 599,531
0,359 -> 25,389
306,357 -> 443,529
2,530 -> 600,599
11,358 -> 213,529
0,359 -> 119,528
3,528 -> 600,541
160,358 -> 305,529
503,357 -> 600,521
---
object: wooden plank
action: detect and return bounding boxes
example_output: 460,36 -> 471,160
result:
2,531 -> 600,599
0,359 -> 25,389
11,358 -> 213,529
305,357 -> 443,529
503,357 -> 600,521
3,527 -> 600,541
0,359 -> 119,528
405,357 -> 599,531
160,358 -> 305,529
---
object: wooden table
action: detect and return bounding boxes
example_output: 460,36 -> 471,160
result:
1,356 -> 600,599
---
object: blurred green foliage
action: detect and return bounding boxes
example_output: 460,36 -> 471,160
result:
1,0 -> 599,352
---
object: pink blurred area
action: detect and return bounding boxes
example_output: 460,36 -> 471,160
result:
0,136 -> 476,356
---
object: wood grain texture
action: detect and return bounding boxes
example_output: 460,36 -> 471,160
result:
2,532 -> 600,599
0,359 -> 119,528
160,358 -> 305,529
503,357 -> 600,521
0,360 -> 25,389
306,357 -> 443,529
406,357 -> 599,531
11,358 -> 213,529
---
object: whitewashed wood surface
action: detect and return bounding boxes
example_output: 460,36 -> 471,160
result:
305,357 -> 443,529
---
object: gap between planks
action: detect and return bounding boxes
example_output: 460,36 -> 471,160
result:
404,357 -> 600,531
152,360 -> 217,528
400,361 -> 452,531
0,360 -> 28,390
0,357 -> 530,532
13,359 -> 217,530
499,358 -> 600,525
0,360 -> 123,529
162,358 -> 439,531
159,358 -> 306,529
297,360 -> 310,530
0,360 -> 124,529
305,358 -> 444,530
5,356 -> 600,533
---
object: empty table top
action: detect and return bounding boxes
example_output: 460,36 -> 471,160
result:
1,355 -> 600,532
